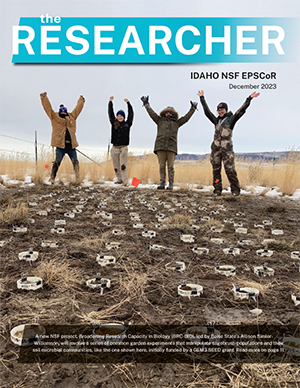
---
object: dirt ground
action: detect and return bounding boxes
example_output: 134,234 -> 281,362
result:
0,183 -> 299,387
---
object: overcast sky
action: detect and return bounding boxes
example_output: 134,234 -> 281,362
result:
0,0 -> 299,159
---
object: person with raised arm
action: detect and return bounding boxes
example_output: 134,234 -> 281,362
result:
197,90 -> 260,196
141,95 -> 197,190
40,92 -> 85,184
108,96 -> 134,187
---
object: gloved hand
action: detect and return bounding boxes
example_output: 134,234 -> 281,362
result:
190,101 -> 198,110
141,96 -> 149,106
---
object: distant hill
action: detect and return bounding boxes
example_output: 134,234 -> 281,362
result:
175,151 -> 299,162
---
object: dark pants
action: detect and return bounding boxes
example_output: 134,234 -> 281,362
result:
51,146 -> 79,180
55,146 -> 78,163
210,149 -> 240,194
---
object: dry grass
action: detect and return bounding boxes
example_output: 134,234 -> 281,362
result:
78,259 -> 157,325
30,146 -> 53,184
0,151 -> 31,180
0,149 -> 300,195
127,153 -> 159,184
79,153 -> 112,183
70,232 -> 110,250
119,270 -> 149,305
3,293 -> 83,328
238,150 -> 300,195
267,240 -> 292,252
279,150 -> 300,195
236,279 -> 276,298
79,296 -> 131,324
291,237 -> 300,247
0,202 -> 28,226
35,258 -> 82,290
176,157 -> 212,187
289,281 -> 300,293
259,188 -> 271,196
240,363 -> 300,388
184,362 -> 300,388
205,217 -> 224,229
164,214 -> 193,232
99,153 -> 116,182
253,228 -> 268,239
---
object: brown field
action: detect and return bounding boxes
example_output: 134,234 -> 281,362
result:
0,182 -> 299,387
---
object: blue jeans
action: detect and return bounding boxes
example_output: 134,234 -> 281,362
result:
55,147 -> 78,164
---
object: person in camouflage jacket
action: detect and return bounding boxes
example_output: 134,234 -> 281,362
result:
197,90 -> 260,196
141,95 -> 197,190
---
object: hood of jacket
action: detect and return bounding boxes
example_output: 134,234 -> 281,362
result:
159,106 -> 179,120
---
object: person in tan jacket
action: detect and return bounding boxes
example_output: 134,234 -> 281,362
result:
40,92 -> 85,183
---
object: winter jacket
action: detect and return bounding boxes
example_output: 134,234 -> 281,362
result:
40,94 -> 85,149
144,104 -> 196,155
108,101 -> 133,146
199,95 -> 252,152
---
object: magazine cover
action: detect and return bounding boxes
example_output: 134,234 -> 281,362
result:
1,0 -> 299,387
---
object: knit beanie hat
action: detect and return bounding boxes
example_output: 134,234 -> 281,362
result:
217,102 -> 228,111
59,104 -> 68,113
116,110 -> 125,119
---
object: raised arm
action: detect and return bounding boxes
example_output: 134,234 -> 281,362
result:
141,96 -> 160,124
108,96 -> 116,124
144,104 -> 160,124
197,90 -> 218,125
231,92 -> 259,128
177,102 -> 197,127
71,95 -> 85,119
40,92 -> 55,120
124,99 -> 134,127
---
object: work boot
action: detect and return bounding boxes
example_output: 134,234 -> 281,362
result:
167,168 -> 174,191
157,181 -> 165,190
73,160 -> 80,183
50,161 -> 60,184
